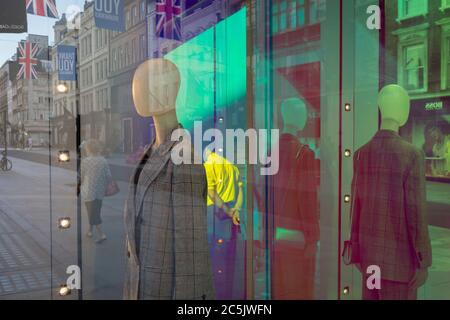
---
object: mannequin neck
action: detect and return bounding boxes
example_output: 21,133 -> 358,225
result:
282,124 -> 301,137
152,109 -> 178,147
380,118 -> 400,133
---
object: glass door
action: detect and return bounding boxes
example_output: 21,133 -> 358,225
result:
343,0 -> 450,300
248,0 -> 344,299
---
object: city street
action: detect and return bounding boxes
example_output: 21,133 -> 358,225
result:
0,153 -> 130,299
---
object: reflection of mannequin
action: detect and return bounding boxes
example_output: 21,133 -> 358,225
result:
350,84 -> 432,300
123,59 -> 215,300
272,97 -> 319,300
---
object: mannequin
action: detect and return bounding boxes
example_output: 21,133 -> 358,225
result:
271,97 -> 319,299
378,84 -> 410,133
132,58 -> 180,147
123,58 -> 215,300
350,84 -> 432,300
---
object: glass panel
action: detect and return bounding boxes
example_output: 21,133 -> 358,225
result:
347,0 -> 450,300
1,0 -> 344,301
251,0 -> 340,300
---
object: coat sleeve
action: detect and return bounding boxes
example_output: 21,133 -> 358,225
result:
404,149 -> 432,269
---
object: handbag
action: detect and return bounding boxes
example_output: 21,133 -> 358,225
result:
105,178 -> 120,197
342,153 -> 360,266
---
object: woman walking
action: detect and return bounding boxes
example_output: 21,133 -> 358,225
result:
80,139 -> 111,243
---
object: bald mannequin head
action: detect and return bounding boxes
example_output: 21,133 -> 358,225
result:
378,84 -> 410,127
281,97 -> 308,132
132,58 -> 181,117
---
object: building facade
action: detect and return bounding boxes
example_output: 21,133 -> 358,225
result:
108,0 -> 150,155
9,34 -> 52,148
385,0 -> 450,180
50,14 -> 78,149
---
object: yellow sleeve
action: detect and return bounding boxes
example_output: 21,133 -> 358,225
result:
204,163 -> 217,190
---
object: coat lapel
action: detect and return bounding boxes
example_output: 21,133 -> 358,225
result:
135,139 -> 178,217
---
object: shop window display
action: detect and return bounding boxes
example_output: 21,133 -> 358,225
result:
1,0 -> 450,302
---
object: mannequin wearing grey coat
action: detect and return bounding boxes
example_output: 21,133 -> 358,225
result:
123,136 -> 215,300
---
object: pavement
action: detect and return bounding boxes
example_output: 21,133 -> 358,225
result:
0,154 -> 130,300
6,147 -> 135,182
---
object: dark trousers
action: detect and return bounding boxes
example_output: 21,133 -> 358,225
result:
85,199 -> 103,226
208,205 -> 244,299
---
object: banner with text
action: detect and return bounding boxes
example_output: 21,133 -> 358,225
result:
94,0 -> 125,32
0,0 -> 27,33
57,45 -> 77,81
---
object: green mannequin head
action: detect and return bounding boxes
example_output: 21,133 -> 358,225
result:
378,84 -> 410,127
280,97 -> 308,133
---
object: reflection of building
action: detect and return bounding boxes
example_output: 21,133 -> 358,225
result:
0,61 -> 11,146
385,0 -> 450,180
268,0 -> 324,147
10,34 -> 52,148
51,14 -> 78,149
79,1 -> 111,146
109,0 -> 150,154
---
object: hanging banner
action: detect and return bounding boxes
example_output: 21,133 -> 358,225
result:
0,0 -> 28,33
94,0 -> 125,32
57,45 -> 77,81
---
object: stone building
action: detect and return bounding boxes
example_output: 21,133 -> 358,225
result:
50,13 -> 78,149
108,0 -> 150,154
10,34 -> 52,148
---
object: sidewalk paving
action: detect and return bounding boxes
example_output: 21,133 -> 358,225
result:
4,148 -> 136,182
0,155 -> 130,299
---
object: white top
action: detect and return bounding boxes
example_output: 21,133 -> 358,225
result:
80,156 -> 112,202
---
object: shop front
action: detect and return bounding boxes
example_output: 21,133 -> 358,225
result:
1,0 -> 449,301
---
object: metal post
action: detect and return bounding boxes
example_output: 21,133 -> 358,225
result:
75,41 -> 83,300
245,0 -> 255,300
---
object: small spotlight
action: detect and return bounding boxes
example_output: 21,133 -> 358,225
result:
217,269 -> 223,274
344,195 -> 351,203
56,83 -> 69,93
218,148 -> 223,153
344,149 -> 351,158
343,286 -> 350,295
218,116 -> 224,123
59,284 -> 71,296
217,238 -> 224,245
58,150 -> 70,162
58,217 -> 71,229
344,103 -> 351,111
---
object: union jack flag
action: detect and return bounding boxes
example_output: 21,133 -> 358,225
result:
17,41 -> 40,80
156,0 -> 182,41
26,0 -> 59,18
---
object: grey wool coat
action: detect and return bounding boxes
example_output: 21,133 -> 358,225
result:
123,135 -> 215,300
350,130 -> 432,283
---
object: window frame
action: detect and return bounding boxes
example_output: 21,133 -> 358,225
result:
397,0 -> 428,22
440,0 -> 450,11
439,21 -> 450,90
395,27 -> 429,94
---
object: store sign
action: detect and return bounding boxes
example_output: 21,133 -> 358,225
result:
425,101 -> 443,111
412,97 -> 450,115
57,45 -> 77,81
94,0 -> 125,32
0,1 -> 27,33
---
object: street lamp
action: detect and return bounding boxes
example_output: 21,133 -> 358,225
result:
58,217 -> 72,229
58,150 -> 70,162
56,83 -> 69,93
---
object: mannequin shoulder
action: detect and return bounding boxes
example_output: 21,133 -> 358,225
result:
398,139 -> 424,158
